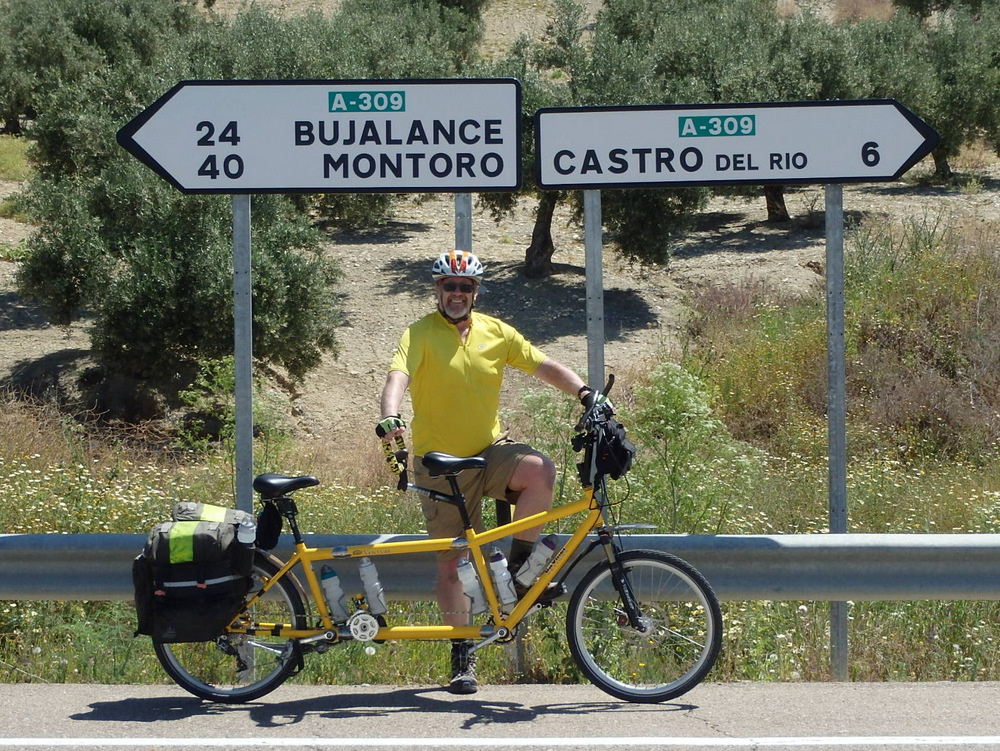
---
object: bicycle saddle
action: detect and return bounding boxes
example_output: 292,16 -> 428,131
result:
252,473 -> 320,499
422,452 -> 486,477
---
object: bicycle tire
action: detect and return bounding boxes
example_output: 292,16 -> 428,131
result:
566,549 -> 722,703
153,551 -> 307,703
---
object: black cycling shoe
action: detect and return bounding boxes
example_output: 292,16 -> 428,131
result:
449,640 -> 478,695
514,579 -> 566,607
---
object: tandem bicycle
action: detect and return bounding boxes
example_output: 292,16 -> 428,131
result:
152,376 -> 723,703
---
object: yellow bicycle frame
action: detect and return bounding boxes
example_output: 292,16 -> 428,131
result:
230,487 -> 604,643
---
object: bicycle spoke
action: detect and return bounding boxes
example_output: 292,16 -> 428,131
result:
567,550 -> 722,703
153,553 -> 306,703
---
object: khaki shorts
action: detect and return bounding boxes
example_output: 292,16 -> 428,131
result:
414,438 -> 540,561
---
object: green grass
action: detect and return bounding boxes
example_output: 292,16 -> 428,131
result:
0,135 -> 30,181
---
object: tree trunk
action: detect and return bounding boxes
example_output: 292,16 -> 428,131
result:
764,185 -> 790,222
932,150 -> 953,182
524,192 -> 558,278
0,117 -> 23,136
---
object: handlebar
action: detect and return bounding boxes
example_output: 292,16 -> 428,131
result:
575,374 -> 615,433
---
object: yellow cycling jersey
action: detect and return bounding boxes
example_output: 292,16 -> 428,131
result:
389,310 -> 547,457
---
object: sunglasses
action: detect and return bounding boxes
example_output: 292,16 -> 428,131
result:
440,281 -> 476,293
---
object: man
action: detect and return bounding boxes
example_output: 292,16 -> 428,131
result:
377,249 -> 597,695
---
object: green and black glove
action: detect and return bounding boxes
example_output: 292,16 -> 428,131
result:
578,386 -> 612,412
375,415 -> 406,438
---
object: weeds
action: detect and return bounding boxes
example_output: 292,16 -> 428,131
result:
5,212 -> 1000,685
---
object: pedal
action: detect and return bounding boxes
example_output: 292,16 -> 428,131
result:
539,582 -> 566,605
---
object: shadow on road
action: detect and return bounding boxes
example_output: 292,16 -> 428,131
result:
71,686 -> 695,730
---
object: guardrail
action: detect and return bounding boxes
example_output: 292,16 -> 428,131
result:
2,532 -> 1000,601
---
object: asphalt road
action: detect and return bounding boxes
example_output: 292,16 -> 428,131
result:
1,681 -> 999,750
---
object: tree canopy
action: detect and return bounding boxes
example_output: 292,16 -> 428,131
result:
3,0 -> 480,404
482,0 -> 1000,273
2,0 -> 999,400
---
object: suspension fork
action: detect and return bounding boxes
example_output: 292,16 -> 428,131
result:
594,527 -> 645,630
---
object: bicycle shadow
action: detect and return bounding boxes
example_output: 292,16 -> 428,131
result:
70,686 -> 695,730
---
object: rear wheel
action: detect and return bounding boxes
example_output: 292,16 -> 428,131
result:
566,550 -> 722,703
154,552 -> 306,703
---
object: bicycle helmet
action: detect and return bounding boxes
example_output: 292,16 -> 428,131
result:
431,250 -> 485,281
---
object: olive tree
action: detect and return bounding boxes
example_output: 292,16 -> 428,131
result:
482,0 -> 874,272
18,56 -> 342,385
0,0 -> 197,133
473,8 -> 582,278
842,6 -> 1000,181
922,6 -> 1000,179
15,0 -> 481,410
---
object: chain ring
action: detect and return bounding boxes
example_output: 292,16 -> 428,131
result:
348,612 -> 380,642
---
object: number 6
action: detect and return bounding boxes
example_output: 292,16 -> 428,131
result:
862,141 -> 880,167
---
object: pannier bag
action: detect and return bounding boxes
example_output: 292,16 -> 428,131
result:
172,501 -> 250,526
133,503 -> 254,643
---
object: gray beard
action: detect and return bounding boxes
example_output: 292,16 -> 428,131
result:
438,303 -> 472,324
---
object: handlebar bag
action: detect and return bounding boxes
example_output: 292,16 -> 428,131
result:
132,504 -> 253,643
595,417 -> 636,480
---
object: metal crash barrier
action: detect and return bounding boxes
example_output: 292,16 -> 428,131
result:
2,532 -> 999,602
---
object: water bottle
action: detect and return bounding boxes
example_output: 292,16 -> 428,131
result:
232,514 -> 257,574
358,557 -> 387,616
515,534 -> 558,587
320,565 -> 351,623
489,548 -> 517,605
456,557 -> 487,614
237,515 -> 256,546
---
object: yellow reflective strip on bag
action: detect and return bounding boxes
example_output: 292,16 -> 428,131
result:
196,504 -> 229,523
168,521 -> 200,564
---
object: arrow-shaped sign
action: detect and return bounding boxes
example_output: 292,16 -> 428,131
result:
535,99 -> 940,189
117,78 -> 522,194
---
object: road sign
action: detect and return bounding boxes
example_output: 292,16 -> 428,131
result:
117,78 -> 522,193
535,99 -> 939,189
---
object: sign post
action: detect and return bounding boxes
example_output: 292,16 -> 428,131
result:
232,195 -> 253,512
583,190 -> 604,386
535,98 -> 939,681
118,78 -> 522,512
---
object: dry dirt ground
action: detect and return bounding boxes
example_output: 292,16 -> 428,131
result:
2,0 -> 1000,470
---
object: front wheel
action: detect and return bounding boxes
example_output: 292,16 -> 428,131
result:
566,550 -> 722,703
154,551 -> 307,703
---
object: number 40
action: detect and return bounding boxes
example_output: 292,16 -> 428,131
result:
196,120 -> 244,180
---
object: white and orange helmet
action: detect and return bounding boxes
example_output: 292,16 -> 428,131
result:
431,250 -> 485,281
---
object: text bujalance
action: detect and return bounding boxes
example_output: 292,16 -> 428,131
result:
294,117 -> 508,180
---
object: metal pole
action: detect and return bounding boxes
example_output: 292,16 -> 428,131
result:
826,185 -> 848,535
232,195 -> 253,514
826,183 -> 848,680
583,190 -> 605,386
455,193 -> 473,251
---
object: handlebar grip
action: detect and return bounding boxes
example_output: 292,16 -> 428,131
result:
381,437 -> 409,491
575,373 -> 616,432
394,436 -> 408,491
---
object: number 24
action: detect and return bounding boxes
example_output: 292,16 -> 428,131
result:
197,121 -> 240,146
